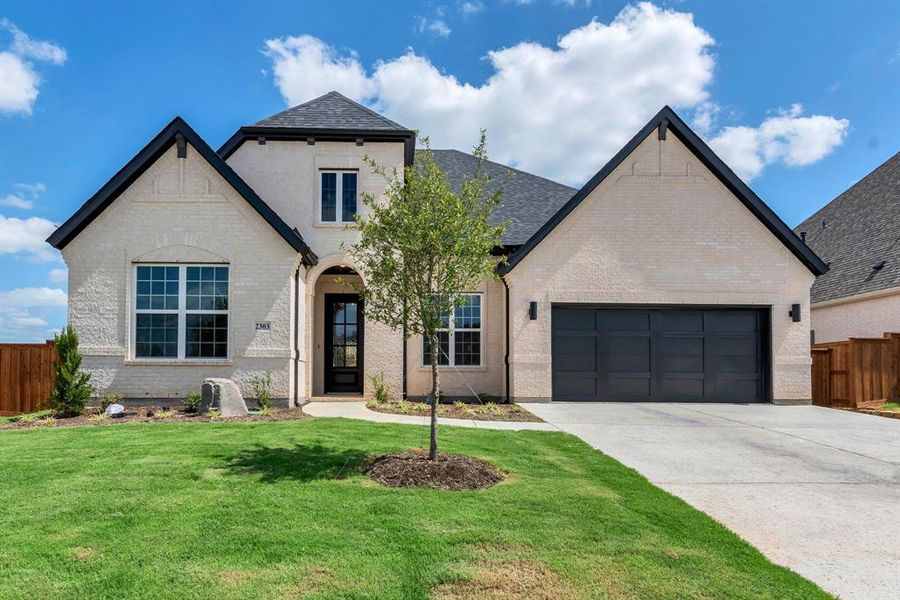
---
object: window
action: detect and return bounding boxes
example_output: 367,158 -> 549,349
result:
320,171 -> 358,223
422,294 -> 482,367
134,264 -> 229,360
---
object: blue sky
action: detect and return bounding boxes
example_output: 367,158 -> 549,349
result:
1,0 -> 898,341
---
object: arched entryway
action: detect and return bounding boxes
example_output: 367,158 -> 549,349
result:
309,263 -> 364,396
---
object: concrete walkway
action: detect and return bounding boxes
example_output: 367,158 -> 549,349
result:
302,401 -> 558,431
524,402 -> 900,600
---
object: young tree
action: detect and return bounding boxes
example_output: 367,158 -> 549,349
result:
49,325 -> 94,417
349,133 -> 506,459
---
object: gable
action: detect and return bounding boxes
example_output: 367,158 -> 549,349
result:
47,117 -> 317,266
498,106 -> 828,276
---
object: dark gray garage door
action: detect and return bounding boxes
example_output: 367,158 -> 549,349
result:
551,306 -> 768,402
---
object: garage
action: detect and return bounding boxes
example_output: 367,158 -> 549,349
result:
551,306 -> 769,402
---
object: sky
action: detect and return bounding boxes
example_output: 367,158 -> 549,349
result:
1,0 -> 898,341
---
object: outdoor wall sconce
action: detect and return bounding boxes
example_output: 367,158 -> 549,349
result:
789,303 -> 801,323
529,301 -> 538,320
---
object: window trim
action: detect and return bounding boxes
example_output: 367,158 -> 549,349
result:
421,293 -> 483,368
131,263 -> 231,362
317,170 -> 359,225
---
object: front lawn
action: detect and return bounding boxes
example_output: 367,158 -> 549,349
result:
0,419 -> 828,599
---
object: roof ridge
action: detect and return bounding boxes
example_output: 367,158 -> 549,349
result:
426,148 -> 576,191
328,91 -> 409,131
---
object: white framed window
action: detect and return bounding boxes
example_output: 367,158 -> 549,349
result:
422,294 -> 482,367
133,264 -> 229,360
319,170 -> 358,223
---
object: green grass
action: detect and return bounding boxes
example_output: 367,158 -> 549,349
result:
0,409 -> 51,424
0,418 -> 828,599
880,402 -> 900,412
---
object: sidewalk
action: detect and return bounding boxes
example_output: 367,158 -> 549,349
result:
302,401 -> 558,431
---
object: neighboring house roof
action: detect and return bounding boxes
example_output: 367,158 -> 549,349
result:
217,91 -> 416,165
794,152 -> 900,304
253,91 -> 409,131
46,117 -> 318,266
425,149 -> 577,246
498,106 -> 829,277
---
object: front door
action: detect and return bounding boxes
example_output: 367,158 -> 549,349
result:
324,294 -> 364,394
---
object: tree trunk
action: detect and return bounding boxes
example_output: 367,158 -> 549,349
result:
429,332 -> 440,460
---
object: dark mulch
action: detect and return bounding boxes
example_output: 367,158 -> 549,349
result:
364,449 -> 505,491
367,400 -> 543,422
1,407 -> 309,430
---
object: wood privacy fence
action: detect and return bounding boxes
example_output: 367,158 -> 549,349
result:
811,332 -> 900,408
0,341 -> 57,415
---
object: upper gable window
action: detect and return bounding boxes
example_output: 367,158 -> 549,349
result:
320,171 -> 358,223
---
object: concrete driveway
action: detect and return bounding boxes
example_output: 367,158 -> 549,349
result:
524,402 -> 900,600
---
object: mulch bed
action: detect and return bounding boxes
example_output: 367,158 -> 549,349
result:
365,449 -> 505,491
1,407 -> 309,430
367,400 -> 543,422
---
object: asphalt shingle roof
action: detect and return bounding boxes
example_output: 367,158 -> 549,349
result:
794,152 -> 900,304
424,149 -> 577,246
253,91 -> 410,131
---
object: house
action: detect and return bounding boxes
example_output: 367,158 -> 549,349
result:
47,92 -> 827,404
794,152 -> 900,344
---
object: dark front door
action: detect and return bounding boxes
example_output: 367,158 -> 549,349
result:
551,306 -> 769,403
324,294 -> 364,394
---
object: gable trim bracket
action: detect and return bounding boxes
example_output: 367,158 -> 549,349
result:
497,106 -> 829,277
46,116 -> 318,267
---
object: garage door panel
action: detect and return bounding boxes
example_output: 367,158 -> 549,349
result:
608,335 -> 650,372
552,306 -> 767,403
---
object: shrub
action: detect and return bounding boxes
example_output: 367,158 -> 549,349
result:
49,325 -> 94,417
370,372 -> 393,404
248,371 -> 273,411
37,416 -> 56,427
156,409 -> 174,420
182,392 -> 201,414
89,412 -> 109,422
260,406 -> 272,417
208,409 -> 221,420
100,393 -> 121,411
16,413 -> 38,424
453,401 -> 466,411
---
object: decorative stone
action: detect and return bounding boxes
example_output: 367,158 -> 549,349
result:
105,403 -> 125,418
201,378 -> 248,417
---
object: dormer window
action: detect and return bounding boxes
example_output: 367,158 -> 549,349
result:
320,171 -> 358,223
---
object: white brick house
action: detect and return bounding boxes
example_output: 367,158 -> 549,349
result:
48,92 -> 828,404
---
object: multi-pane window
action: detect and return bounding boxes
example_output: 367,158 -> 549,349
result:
134,264 -> 229,360
320,171 -> 358,223
422,294 -> 482,367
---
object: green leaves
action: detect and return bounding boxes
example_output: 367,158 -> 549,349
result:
50,324 -> 94,417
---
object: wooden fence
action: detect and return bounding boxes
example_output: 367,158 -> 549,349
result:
811,332 -> 900,408
0,341 -> 57,415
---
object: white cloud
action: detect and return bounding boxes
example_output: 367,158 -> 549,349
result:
459,1 -> 484,15
0,181 -> 46,210
0,19 -> 67,115
0,215 -> 60,261
690,101 -> 720,136
262,2 -> 848,185
0,304 -> 60,342
1,194 -> 32,209
416,17 -> 451,37
48,267 -> 67,283
707,104 -> 850,181
0,287 -> 67,308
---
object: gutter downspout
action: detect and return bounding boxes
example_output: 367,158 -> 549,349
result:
293,266 -> 301,406
501,275 -> 511,404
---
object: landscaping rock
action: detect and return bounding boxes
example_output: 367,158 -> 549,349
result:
201,378 -> 248,417
105,403 -> 125,418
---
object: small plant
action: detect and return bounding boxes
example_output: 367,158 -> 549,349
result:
370,372 -> 393,404
260,406 -> 272,417
37,416 -> 56,427
49,325 -> 94,417
208,408 -> 221,420
477,393 -> 500,404
100,393 -> 121,411
453,401 -> 467,412
182,391 -> 201,414
248,370 -> 273,411
156,409 -> 174,420
484,402 -> 501,415
510,404 -> 524,413
89,412 -> 109,422
16,413 -> 38,424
